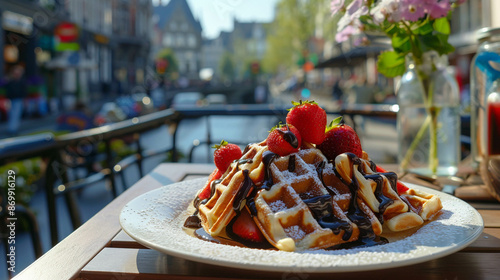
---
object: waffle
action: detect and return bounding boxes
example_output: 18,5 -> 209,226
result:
253,148 -> 359,251
198,142 -> 268,236
334,153 -> 427,232
195,144 -> 442,251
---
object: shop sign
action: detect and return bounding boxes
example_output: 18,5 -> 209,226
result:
94,34 -> 110,44
2,11 -> 33,35
55,22 -> 79,42
54,22 -> 80,51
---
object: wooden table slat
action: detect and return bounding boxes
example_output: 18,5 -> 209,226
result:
478,210 -> 500,228
465,228 -> 500,252
80,248 -> 500,280
110,230 -> 147,249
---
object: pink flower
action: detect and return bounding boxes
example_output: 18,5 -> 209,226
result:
425,0 -> 452,19
399,0 -> 426,21
347,0 -> 364,15
336,25 -> 358,42
331,0 -> 345,15
371,0 -> 401,23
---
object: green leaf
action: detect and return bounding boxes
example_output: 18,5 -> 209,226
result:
359,15 -> 371,25
418,33 -> 455,55
377,51 -> 406,78
391,33 -> 411,54
419,34 -> 442,52
439,42 -> 455,54
413,22 -> 433,35
359,15 -> 380,31
383,21 -> 399,37
433,17 -> 450,35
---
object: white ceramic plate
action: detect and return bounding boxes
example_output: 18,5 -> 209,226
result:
120,178 -> 484,273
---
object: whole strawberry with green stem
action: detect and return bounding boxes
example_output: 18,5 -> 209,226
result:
213,140 -> 242,172
317,116 -> 363,161
286,100 -> 327,145
267,123 -> 302,156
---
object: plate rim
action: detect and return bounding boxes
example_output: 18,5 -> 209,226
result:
119,177 -> 484,273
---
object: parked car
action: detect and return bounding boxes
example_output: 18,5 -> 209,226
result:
171,92 -> 204,109
205,93 -> 227,105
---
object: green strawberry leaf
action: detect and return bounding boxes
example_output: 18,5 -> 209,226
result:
289,100 -> 317,111
326,116 -> 343,132
212,140 -> 228,149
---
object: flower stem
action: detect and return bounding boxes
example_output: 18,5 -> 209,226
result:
429,106 -> 440,174
400,114 -> 431,170
426,72 -> 440,174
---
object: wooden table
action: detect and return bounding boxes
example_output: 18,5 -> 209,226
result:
14,163 -> 500,280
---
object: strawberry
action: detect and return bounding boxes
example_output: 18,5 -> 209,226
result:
267,124 -> 302,156
286,100 -> 327,145
375,166 -> 409,195
198,168 -> 223,200
317,116 -> 363,161
395,181 -> 410,195
213,140 -> 242,172
231,209 -> 265,242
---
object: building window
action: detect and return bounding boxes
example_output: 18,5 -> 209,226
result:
162,34 -> 173,46
181,22 -> 188,31
170,21 -> 177,31
187,34 -> 196,47
176,34 -> 185,47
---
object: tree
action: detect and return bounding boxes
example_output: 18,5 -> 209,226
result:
262,0 -> 336,74
219,51 -> 235,82
155,48 -> 179,77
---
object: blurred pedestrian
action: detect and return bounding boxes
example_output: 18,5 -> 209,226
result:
331,79 -> 343,104
254,84 -> 267,104
5,65 -> 28,137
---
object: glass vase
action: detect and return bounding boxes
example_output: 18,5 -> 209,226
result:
397,52 -> 461,177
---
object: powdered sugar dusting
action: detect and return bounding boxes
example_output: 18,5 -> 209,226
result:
120,178 -> 484,273
269,200 -> 287,212
284,225 -> 306,240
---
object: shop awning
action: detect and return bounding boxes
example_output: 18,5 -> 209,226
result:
44,51 -> 97,70
315,45 -> 389,68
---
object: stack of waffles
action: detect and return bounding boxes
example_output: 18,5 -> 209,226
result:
196,142 -> 442,252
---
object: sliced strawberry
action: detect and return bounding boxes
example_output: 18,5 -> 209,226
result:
231,209 -> 265,243
395,181 -> 410,195
374,166 -> 409,195
198,168 -> 222,200
375,165 -> 386,173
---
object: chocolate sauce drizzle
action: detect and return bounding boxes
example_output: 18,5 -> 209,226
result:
233,169 -> 256,211
185,147 -> 398,250
262,150 -> 279,190
276,126 -> 299,149
288,155 -> 296,172
303,194 -> 353,241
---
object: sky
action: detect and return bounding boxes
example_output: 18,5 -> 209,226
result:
152,0 -> 279,39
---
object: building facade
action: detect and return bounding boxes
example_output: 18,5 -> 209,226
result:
65,0 -> 152,100
200,20 -> 268,82
0,0 -> 152,109
153,0 -> 202,80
